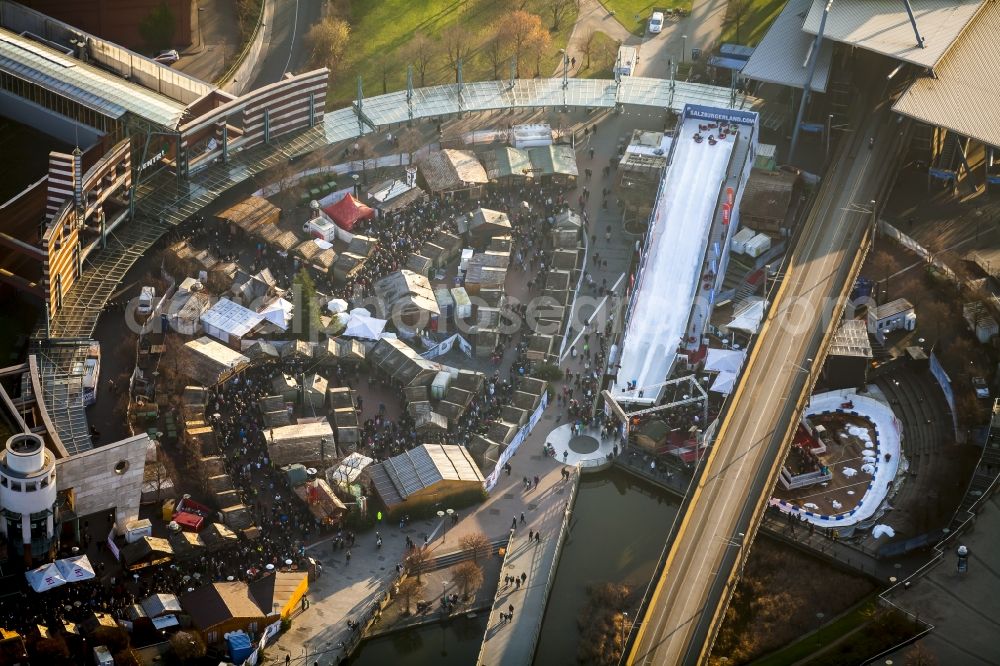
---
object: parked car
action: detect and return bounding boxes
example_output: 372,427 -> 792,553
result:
973,376 -> 990,399
648,11 -> 664,34
153,49 -> 180,64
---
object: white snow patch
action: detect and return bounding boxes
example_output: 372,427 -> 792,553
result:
842,467 -> 858,478
862,463 -> 876,475
872,524 -> 895,539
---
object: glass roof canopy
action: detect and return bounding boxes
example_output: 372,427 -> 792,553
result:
355,75 -> 754,129
0,29 -> 187,129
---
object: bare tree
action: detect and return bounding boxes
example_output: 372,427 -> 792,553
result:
483,25 -> 510,80
305,17 -> 351,73
903,641 -> 939,666
374,53 -> 391,94
404,545 -> 430,582
404,33 -> 437,87
452,560 -> 484,599
169,631 -> 206,662
396,576 -> 424,614
459,532 -> 492,563
727,0 -> 754,44
581,30 -> 597,69
547,0 -> 576,30
397,126 -> 425,166
440,24 -> 472,83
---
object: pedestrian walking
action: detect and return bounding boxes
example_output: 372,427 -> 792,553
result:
520,572 -> 527,585
512,517 -> 517,530
520,512 -> 526,524
346,550 -> 352,564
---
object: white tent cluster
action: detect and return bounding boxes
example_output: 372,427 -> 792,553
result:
25,555 -> 96,593
704,348 -> 748,395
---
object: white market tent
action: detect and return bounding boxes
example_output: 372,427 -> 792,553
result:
704,348 -> 746,374
26,562 -> 67,592
260,297 -> 294,331
55,555 -> 96,582
344,312 -> 387,340
200,298 -> 265,344
328,298 -> 349,313
710,371 -> 739,395
726,298 -> 766,335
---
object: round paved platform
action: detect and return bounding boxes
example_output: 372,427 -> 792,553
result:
568,434 -> 600,454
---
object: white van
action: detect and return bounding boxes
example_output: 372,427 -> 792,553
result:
94,645 -> 114,666
137,286 -> 155,315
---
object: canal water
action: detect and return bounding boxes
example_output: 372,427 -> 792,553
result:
533,467 -> 680,665
345,468 -> 678,666
344,613 -> 488,666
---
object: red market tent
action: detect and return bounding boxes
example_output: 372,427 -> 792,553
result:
323,194 -> 375,232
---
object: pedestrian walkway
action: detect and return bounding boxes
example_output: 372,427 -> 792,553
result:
478,469 -> 579,666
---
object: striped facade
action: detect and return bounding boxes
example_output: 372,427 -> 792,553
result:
42,139 -> 131,312
46,152 -> 76,221
178,69 -> 328,177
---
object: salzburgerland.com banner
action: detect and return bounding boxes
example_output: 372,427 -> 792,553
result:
484,389 -> 550,492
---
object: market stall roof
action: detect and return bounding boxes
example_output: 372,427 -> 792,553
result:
181,582 -> 267,631
528,144 -> 579,177
368,179 -> 426,211
369,444 -> 485,506
323,193 -> 375,231
726,298 -> 767,334
259,297 -> 293,331
374,270 -> 440,317
201,298 -> 265,339
481,146 -> 532,180
419,149 -> 489,192
216,196 -> 281,234
327,452 -> 374,486
710,371 -> 738,395
460,208 -> 512,239
54,555 -> 95,583
245,340 -> 280,359
121,536 -> 174,569
294,239 -> 337,270
141,593 -> 182,618
704,348 -> 747,374
343,312 -> 388,340
26,562 -> 66,592
248,572 -> 309,617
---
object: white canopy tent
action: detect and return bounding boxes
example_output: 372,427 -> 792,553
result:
260,298 -> 294,331
328,298 -> 349,313
26,562 -> 67,592
704,348 -> 746,374
710,371 -> 739,395
55,555 -> 96,582
726,298 -> 767,335
344,313 -> 387,340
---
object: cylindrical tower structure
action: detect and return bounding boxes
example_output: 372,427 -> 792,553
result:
0,433 -> 59,566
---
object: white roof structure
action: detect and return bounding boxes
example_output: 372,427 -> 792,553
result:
259,297 -> 293,331
740,0 -> 834,92
344,312 -> 387,340
710,371 -> 739,395
55,555 -> 96,582
184,336 -> 250,369
200,298 -> 265,339
727,298 -> 767,334
893,0 -> 1000,149
0,29 -> 188,128
26,562 -> 66,592
704,348 -> 747,374
327,452 -> 374,487
801,0 -> 986,69
613,113 -> 737,404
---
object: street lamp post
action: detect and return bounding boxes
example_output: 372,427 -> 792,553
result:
681,35 -> 688,63
437,508 -> 455,542
351,173 -> 360,197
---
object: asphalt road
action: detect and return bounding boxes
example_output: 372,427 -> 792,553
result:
249,0 -> 322,89
628,71 -> 902,664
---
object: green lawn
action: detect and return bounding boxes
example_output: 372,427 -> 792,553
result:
720,0 -> 787,46
752,600 -> 874,666
597,0 -> 693,36
329,0 -> 578,107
